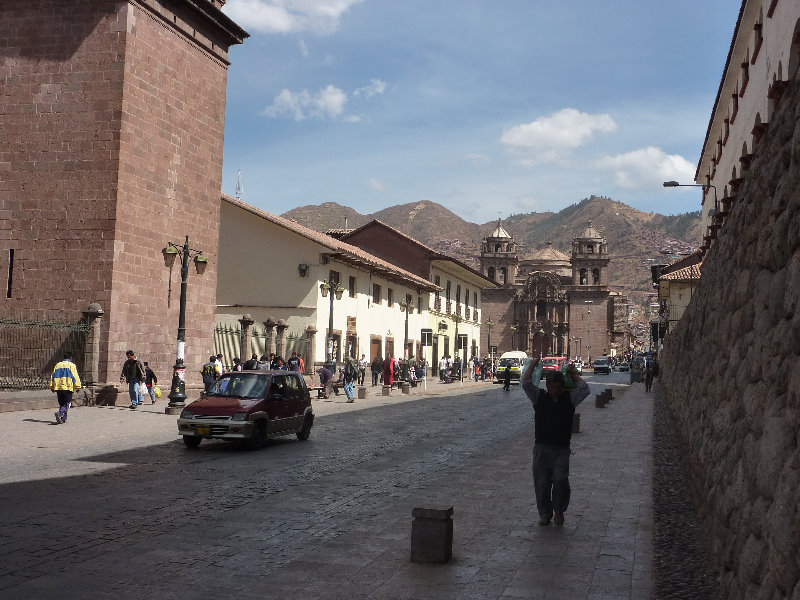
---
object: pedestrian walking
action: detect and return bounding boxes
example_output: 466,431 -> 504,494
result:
644,361 -> 654,392
232,357 -> 243,371
503,363 -> 512,391
215,353 -> 224,373
371,355 -> 383,386
50,351 -> 82,424
344,357 -> 358,402
144,361 -> 158,404
120,349 -> 146,409
200,355 -> 220,392
521,357 -> 589,526
357,354 -> 367,386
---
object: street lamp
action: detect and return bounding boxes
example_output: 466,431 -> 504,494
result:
161,235 -> 209,415
510,324 -> 518,351
320,276 -> 345,364
400,298 -> 414,360
663,180 -> 719,233
538,328 -> 544,358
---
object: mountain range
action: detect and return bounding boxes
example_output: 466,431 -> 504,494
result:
282,196 -> 702,309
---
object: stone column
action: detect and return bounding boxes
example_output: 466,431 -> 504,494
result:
238,314 -> 254,361
305,325 -> 317,370
263,317 -> 277,356
276,319 -> 288,358
81,302 -> 104,389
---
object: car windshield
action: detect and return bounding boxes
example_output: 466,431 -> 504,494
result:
206,373 -> 271,398
498,358 -> 520,367
595,359 -> 608,365
541,358 -> 559,367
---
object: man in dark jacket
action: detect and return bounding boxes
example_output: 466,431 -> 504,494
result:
119,350 -> 146,409
243,354 -> 259,370
200,356 -> 219,392
521,358 -> 589,526
371,355 -> 383,386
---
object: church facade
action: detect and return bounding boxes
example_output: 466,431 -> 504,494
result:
479,221 -> 630,363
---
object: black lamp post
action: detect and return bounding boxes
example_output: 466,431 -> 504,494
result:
400,298 -> 414,360
162,235 -> 208,415
320,276 -> 344,364
538,327 -> 544,358
510,324 -> 518,351
485,319 -> 494,360
452,312 -> 463,381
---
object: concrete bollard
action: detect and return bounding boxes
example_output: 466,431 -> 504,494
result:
411,506 -> 453,563
572,413 -> 581,433
595,393 -> 606,408
401,383 -> 411,394
605,388 -> 613,401
382,385 -> 392,396
357,386 -> 367,399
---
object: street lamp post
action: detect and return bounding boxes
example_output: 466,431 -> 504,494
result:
161,235 -> 208,415
400,298 -> 414,360
663,180 -> 719,234
585,300 -> 593,365
510,324 -> 518,351
485,319 -> 494,359
320,276 -> 345,364
538,328 -> 544,358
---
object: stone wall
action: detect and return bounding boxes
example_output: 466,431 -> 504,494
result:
660,79 -> 800,598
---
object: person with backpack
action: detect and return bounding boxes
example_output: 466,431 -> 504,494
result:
200,356 -> 220,392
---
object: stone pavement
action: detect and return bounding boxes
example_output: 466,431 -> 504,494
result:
0,375 -> 654,599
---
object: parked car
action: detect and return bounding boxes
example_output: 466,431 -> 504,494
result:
592,357 -> 611,375
493,351 -> 528,384
618,362 -> 630,372
572,361 -> 583,374
177,370 -> 314,449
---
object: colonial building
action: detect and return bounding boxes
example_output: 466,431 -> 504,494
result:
0,0 -> 247,399
479,220 -> 630,362
336,221 -> 496,372
216,197 -> 440,370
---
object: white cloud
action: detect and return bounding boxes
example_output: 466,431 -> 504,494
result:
262,85 -> 346,120
594,146 -> 696,189
367,178 -> 385,192
354,79 -> 387,98
223,0 -> 363,34
298,39 -> 309,57
500,108 -> 617,165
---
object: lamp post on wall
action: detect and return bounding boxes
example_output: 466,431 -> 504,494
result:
663,180 -> 719,234
320,276 -> 345,364
510,324 -> 518,351
400,298 -> 414,360
161,235 -> 208,415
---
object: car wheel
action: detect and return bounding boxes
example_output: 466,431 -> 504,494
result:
183,435 -> 201,448
245,421 -> 266,451
296,416 -> 312,441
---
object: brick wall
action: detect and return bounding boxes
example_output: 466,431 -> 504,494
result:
660,79 -> 800,598
0,0 -> 244,391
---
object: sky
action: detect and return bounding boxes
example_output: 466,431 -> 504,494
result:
219,0 -> 741,224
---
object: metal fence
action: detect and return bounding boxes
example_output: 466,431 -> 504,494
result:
213,324 -> 308,370
0,313 -> 89,390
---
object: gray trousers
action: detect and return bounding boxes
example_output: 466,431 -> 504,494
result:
532,444 -> 571,518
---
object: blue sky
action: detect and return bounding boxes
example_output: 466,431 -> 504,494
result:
220,0 -> 740,223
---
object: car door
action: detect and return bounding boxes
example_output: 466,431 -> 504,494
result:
266,374 -> 292,434
284,374 -> 304,430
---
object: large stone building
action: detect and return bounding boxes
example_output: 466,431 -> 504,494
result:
0,1 -> 247,398
479,220 -> 630,362
660,2 -> 800,597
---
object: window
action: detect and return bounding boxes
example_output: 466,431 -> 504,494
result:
580,268 -> 588,285
387,288 -> 393,307
488,266 -> 496,281
420,329 -> 433,346
417,296 -> 422,313
465,288 -> 470,307
434,274 -> 441,299
348,276 -> 356,298
473,292 -> 478,309
592,268 -> 600,284
446,281 -> 451,301
6,249 -> 13,299
329,270 -> 340,285
752,22 -> 763,64
373,283 -> 381,304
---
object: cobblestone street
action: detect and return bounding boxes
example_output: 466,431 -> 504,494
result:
0,378 -> 663,599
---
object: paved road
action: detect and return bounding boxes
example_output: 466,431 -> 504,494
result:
0,374 -> 651,599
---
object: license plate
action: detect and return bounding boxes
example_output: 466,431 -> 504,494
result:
194,426 -> 211,435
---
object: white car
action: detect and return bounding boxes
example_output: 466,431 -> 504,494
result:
572,361 -> 583,374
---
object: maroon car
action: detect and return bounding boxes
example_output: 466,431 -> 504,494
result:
177,370 -> 314,449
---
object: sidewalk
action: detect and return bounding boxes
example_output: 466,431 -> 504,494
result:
0,376 -> 653,599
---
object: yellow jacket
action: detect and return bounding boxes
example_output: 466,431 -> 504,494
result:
50,359 -> 82,392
